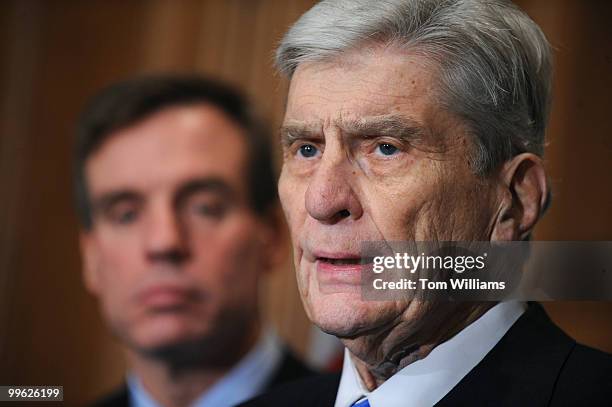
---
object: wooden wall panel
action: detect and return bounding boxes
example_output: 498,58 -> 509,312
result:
516,0 -> 612,355
0,0 -> 43,377
1,2 -> 152,404
0,1 -> 609,405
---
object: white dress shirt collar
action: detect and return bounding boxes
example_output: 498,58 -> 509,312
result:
335,301 -> 527,407
128,328 -> 283,407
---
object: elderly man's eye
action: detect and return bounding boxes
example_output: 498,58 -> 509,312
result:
297,144 -> 319,158
375,143 -> 399,156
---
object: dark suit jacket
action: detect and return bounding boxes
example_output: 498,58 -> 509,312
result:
90,348 -> 315,407
242,303 -> 612,406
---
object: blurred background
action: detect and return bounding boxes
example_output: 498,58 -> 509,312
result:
0,0 -> 610,405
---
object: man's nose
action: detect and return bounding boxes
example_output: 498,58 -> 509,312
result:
304,152 -> 363,224
144,204 -> 190,265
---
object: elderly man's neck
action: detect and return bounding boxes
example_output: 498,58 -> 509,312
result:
126,321 -> 261,407
343,302 -> 494,390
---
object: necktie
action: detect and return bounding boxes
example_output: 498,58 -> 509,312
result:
351,398 -> 370,407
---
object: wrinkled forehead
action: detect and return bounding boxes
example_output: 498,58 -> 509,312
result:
285,45 -> 441,123
283,46 -> 466,149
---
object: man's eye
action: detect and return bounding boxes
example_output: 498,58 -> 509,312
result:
112,209 -> 138,225
192,203 -> 226,218
375,143 -> 399,156
297,144 -> 319,158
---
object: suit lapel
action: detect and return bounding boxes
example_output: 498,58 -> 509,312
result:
437,303 -> 575,406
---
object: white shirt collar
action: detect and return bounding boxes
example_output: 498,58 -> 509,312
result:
128,328 -> 283,407
335,301 -> 527,407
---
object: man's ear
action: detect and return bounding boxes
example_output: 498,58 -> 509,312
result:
79,232 -> 102,295
258,205 -> 289,274
490,153 -> 549,241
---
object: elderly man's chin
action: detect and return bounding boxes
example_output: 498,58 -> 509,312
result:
304,288 -> 400,339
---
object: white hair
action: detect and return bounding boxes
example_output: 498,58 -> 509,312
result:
276,0 -> 553,175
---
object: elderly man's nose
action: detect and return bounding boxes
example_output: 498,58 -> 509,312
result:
145,208 -> 189,264
305,159 -> 363,224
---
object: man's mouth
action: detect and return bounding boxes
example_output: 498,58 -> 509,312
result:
137,284 -> 200,310
314,254 -> 373,287
314,252 -> 375,265
317,257 -> 364,265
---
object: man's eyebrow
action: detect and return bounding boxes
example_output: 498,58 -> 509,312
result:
338,115 -> 426,142
175,178 -> 235,203
91,179 -> 235,214
279,121 -> 321,146
279,115 -> 426,146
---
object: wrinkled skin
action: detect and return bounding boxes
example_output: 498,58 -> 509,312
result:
279,45 -> 547,387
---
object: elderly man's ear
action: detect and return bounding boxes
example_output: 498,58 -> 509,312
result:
490,153 -> 549,241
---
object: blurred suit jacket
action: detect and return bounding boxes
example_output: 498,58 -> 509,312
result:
90,348 -> 315,407
242,303 -> 612,407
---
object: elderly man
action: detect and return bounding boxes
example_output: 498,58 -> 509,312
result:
243,0 -> 612,406
75,76 -> 314,407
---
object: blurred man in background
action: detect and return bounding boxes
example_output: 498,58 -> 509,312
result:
74,76 -> 314,407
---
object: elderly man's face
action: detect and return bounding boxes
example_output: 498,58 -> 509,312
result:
81,104 -> 275,355
279,47 -> 499,337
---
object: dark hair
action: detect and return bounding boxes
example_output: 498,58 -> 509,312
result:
74,75 -> 277,229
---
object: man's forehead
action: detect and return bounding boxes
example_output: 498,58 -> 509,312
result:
92,106 -> 245,159
86,108 -> 248,195
286,46 -> 438,121
289,44 -> 435,88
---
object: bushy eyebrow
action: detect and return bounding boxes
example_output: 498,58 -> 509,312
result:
279,121 -> 321,147
279,114 -> 426,146
339,115 -> 425,142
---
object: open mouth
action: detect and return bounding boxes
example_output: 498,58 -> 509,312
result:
317,257 -> 373,265
318,257 -> 360,265
315,256 -> 373,287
